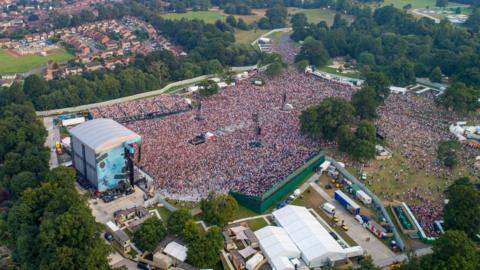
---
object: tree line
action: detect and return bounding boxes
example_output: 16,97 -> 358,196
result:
291,5 -> 480,112
0,99 -> 112,268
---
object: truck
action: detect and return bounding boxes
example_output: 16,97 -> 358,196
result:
322,202 -> 336,215
356,190 -> 372,205
335,190 -> 360,215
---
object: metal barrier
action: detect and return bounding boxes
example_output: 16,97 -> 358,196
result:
325,156 -> 406,251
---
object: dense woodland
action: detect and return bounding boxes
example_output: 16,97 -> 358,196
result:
291,5 -> 480,112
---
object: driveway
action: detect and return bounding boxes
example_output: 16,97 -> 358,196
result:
43,117 -> 59,169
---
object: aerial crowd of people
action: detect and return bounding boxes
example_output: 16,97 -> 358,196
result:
124,70 -> 352,200
89,95 -> 190,121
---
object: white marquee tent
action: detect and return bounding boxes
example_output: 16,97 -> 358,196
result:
254,226 -> 300,270
272,205 -> 347,267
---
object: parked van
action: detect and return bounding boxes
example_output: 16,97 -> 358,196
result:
322,202 -> 336,215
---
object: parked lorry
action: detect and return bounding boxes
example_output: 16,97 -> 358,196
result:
356,190 -> 372,205
335,190 -> 360,215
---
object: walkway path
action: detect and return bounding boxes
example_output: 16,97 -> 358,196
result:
412,9 -> 441,23
43,116 -> 59,169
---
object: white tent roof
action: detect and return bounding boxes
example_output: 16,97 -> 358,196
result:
271,256 -> 294,270
272,205 -> 346,267
164,242 -> 187,262
70,118 -> 140,153
254,226 -> 300,261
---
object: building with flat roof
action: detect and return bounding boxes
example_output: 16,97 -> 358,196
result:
272,205 -> 348,268
69,118 -> 141,192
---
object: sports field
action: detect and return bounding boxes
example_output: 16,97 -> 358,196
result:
0,48 -> 73,74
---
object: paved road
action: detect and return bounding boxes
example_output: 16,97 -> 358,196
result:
412,9 -> 440,23
43,117 -> 59,169
310,182 -> 399,267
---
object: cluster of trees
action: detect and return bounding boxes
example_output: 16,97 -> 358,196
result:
200,192 -> 238,227
400,177 -> 480,270
133,217 -> 167,252
223,3 -> 252,15
436,140 -> 461,168
300,73 -> 391,160
300,97 -> 377,160
290,5 -> 480,111
226,15 -> 250,30
0,85 -> 113,268
258,4 -> 288,29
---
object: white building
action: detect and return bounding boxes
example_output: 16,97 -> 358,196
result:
272,205 -> 348,267
163,242 -> 187,262
254,226 -> 300,270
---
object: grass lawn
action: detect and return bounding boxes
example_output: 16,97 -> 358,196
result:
231,205 -> 259,221
220,8 -> 267,24
234,28 -> 270,44
160,10 -> 226,24
156,207 -> 172,221
0,48 -> 73,74
381,0 -> 468,10
287,8 -> 354,25
246,218 -> 268,231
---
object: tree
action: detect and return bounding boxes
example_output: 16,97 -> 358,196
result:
338,125 -> 354,153
349,120 -> 376,160
226,15 -> 237,28
147,61 -> 169,83
6,167 -> 111,269
236,18 -> 249,30
364,72 -> 391,103
133,217 -> 167,252
438,83 -> 480,112
300,97 -> 354,140
436,0 -> 448,8
167,208 -> 193,235
443,178 -> 480,239
198,80 -> 219,97
437,140 -> 461,168
265,4 -> 288,28
186,225 -> 223,268
9,171 -> 37,200
265,62 -> 284,77
387,57 -> 415,86
295,37 -> 330,67
200,192 -> 238,226
432,230 -> 479,270
296,59 -> 309,72
429,66 -> 442,83
23,74 -> 48,99
182,219 -> 200,243
352,86 -> 378,119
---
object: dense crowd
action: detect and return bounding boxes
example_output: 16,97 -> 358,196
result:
276,33 -> 298,64
124,70 -> 352,199
89,95 -> 190,121
374,93 -> 480,237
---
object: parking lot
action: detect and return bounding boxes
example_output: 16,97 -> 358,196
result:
89,187 -> 146,224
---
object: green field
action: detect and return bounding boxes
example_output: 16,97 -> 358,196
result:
0,49 -> 73,74
381,0 -> 468,10
234,29 -> 270,44
160,10 -> 227,24
288,8 -> 354,25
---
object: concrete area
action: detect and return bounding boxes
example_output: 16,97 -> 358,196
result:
89,188 -> 146,224
309,182 -> 400,267
43,116 -> 59,169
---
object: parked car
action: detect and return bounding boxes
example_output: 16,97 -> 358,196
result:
125,187 -> 134,195
104,232 -> 113,242
102,194 -> 114,203
341,224 -> 349,231
329,231 -> 339,240
137,262 -> 151,270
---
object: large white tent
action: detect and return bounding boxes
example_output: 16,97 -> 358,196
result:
272,205 -> 347,267
254,226 -> 300,270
